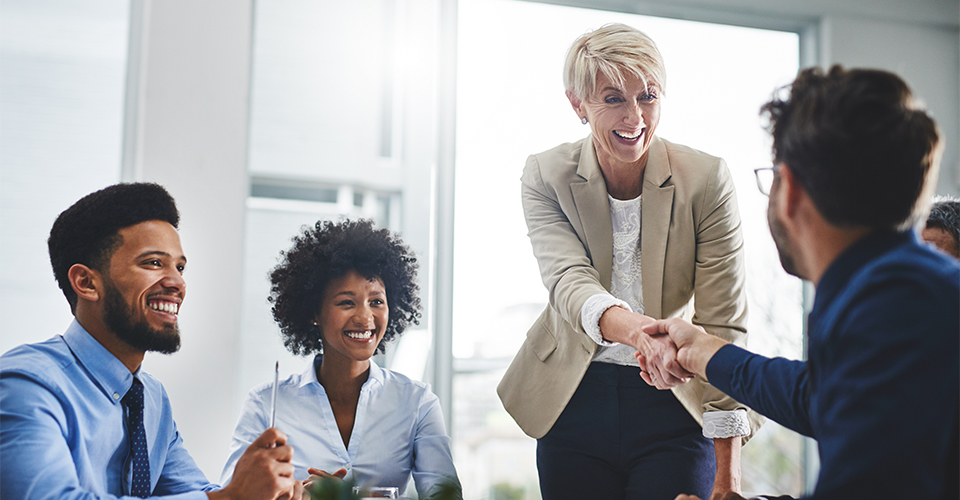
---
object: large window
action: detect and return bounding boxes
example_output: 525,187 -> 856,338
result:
452,1 -> 804,498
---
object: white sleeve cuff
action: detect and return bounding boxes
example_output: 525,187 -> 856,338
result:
581,293 -> 632,346
702,409 -> 751,439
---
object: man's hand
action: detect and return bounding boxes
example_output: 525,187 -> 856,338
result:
638,318 -> 729,380
599,307 -> 693,389
209,428 -> 298,500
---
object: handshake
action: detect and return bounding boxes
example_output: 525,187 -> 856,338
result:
630,316 -> 732,391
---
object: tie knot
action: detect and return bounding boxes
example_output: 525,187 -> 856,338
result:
122,378 -> 144,409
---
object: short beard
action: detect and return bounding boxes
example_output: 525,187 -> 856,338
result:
102,278 -> 181,354
767,196 -> 801,279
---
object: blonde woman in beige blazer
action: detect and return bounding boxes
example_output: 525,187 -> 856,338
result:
497,23 -> 763,500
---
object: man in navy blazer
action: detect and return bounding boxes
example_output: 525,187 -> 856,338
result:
642,66 -> 958,500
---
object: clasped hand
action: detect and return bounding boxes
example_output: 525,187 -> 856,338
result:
634,317 -> 729,389
598,307 -> 695,389
636,328 -> 694,389
637,317 -> 728,384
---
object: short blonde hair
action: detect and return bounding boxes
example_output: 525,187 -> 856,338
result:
563,23 -> 666,99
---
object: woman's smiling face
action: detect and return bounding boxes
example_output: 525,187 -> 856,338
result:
573,71 -> 661,170
315,269 -> 389,365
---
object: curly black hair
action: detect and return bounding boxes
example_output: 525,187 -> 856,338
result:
269,219 -> 421,355
47,183 -> 180,312
760,65 -> 940,230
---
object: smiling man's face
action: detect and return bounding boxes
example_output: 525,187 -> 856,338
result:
102,220 -> 186,354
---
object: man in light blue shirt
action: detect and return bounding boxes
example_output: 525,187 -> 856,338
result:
0,183 -> 302,500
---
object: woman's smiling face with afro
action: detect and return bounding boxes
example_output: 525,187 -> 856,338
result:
268,219 -> 421,356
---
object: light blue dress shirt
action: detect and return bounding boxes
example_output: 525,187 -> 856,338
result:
221,356 -> 460,499
0,320 -> 216,500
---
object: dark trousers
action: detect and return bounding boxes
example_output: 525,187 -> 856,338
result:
537,362 -> 715,500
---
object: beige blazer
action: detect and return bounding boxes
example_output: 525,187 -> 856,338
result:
497,135 -> 764,440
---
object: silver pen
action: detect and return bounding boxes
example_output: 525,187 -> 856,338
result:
269,361 -> 279,428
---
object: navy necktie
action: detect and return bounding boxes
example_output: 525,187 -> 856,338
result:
122,377 -> 151,498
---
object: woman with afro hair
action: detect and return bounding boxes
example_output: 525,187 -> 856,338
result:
220,219 -> 460,499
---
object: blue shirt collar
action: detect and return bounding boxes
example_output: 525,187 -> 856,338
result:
62,319 -> 136,405
305,355 -> 385,390
811,230 -> 915,322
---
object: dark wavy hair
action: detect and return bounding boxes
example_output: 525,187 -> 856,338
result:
47,183 -> 180,312
761,65 -> 940,230
269,219 -> 421,355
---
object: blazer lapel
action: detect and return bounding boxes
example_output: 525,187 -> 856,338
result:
641,137 -> 674,319
571,136 -> 614,289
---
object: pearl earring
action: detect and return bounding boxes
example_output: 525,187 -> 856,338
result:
581,117 -> 588,125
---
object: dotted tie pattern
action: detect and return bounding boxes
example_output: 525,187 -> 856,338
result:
122,378 -> 151,498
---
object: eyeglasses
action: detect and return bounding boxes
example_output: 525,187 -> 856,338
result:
753,166 -> 778,196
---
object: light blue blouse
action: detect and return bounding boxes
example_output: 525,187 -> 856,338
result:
221,356 -> 459,498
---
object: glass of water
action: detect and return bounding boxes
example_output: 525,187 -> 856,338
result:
352,486 -> 399,499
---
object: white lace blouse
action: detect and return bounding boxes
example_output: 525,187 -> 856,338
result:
579,194 -> 749,438
580,194 -> 645,366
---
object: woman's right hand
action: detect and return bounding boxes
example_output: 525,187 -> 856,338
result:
303,467 -> 347,490
598,307 -> 693,388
